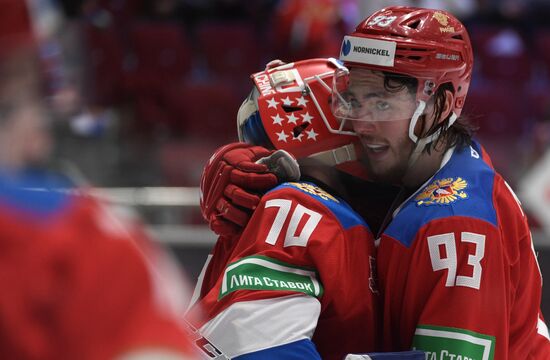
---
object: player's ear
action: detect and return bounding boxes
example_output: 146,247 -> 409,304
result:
438,89 -> 454,125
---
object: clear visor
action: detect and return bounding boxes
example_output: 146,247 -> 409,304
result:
331,67 -> 418,123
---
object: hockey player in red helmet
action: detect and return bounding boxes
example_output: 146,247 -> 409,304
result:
335,7 -> 549,358
333,5 -> 473,185
198,6 -> 550,359
236,58 -> 370,180
190,58 -> 427,360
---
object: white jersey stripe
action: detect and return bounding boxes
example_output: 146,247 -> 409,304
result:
200,295 -> 320,358
538,316 -> 550,341
187,254 -> 213,312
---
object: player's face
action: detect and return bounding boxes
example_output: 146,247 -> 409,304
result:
344,69 -> 418,184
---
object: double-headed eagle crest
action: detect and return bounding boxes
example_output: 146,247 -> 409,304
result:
415,177 -> 468,206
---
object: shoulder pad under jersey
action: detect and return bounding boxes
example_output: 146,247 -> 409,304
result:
267,181 -> 368,230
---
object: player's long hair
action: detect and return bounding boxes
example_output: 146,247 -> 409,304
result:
430,82 -> 478,152
382,72 -> 477,154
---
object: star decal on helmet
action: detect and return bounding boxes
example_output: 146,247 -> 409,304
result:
281,96 -> 293,106
263,95 -> 321,144
297,96 -> 309,106
276,130 -> 289,142
287,113 -> 299,125
267,98 -> 279,109
271,114 -> 284,126
305,129 -> 318,140
301,112 -> 314,123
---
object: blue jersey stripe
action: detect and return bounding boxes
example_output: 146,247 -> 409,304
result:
269,182 -> 369,230
233,339 -> 321,360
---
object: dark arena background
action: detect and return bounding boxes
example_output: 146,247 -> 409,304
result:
2,0 -> 550,332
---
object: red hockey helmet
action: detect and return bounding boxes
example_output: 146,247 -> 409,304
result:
237,58 -> 368,179
338,6 -> 473,117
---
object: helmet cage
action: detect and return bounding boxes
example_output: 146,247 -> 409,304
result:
237,58 -> 368,177
237,58 -> 360,159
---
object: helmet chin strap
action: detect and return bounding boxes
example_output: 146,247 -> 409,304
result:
308,143 -> 358,167
407,100 -> 457,168
376,103 -> 458,236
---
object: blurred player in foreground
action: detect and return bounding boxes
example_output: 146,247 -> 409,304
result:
188,58 -> 425,360
0,43 -> 199,360
199,6 -> 550,359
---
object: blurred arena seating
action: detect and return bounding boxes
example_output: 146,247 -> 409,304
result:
157,138 -> 220,187
168,80 -> 242,140
535,29 -> 550,72
82,22 -> 126,106
195,21 -> 263,79
469,25 -> 533,84
125,21 -> 193,94
463,84 -> 535,185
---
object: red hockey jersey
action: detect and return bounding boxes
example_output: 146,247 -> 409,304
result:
189,181 -> 380,359
377,140 -> 550,359
0,175 -> 197,360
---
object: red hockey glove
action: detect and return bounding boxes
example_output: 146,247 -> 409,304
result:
200,143 -> 300,237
